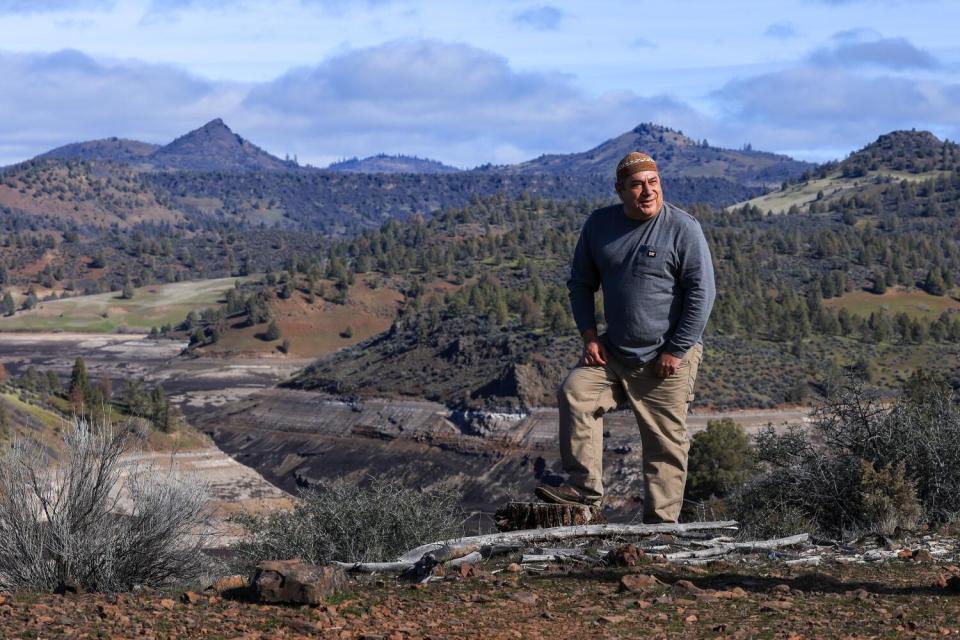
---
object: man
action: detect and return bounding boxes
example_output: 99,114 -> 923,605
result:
535,152 -> 716,523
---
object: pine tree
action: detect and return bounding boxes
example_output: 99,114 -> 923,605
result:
2,291 -> 14,316
69,357 -> 89,399
264,320 -> 281,341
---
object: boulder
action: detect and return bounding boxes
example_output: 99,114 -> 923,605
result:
252,560 -> 348,605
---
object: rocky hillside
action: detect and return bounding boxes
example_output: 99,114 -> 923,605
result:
38,137 -> 160,165
37,119 -> 299,173
837,129 -> 960,177
495,123 -> 814,187
149,119 -> 300,172
328,153 -> 460,173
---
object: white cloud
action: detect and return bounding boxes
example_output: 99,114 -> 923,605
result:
0,49 -> 243,163
711,65 -> 960,159
242,40 -> 704,167
809,35 -> 939,69
512,5 -> 563,31
0,0 -> 112,13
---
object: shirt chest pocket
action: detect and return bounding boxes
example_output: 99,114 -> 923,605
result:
632,245 -> 667,282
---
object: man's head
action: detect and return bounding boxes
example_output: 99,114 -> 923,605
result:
615,152 -> 663,220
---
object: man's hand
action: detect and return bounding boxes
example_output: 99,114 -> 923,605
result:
581,329 -> 608,366
655,352 -> 683,378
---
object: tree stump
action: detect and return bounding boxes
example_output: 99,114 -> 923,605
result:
495,501 -> 606,532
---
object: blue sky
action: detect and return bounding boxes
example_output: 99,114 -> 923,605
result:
0,0 -> 957,168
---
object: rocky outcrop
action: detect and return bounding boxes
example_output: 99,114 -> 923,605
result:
252,560 -> 348,605
196,389 -> 651,516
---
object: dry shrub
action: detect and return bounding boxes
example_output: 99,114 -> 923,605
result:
0,418 -> 210,592
733,371 -> 959,538
230,476 -> 463,572
858,461 -> 921,535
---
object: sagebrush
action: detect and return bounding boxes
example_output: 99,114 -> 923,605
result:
0,418 -> 210,592
733,372 -> 959,538
231,476 -> 464,572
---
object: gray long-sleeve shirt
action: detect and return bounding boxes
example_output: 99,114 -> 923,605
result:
567,202 -> 716,366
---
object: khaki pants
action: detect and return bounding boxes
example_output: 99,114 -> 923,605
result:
557,343 -> 703,523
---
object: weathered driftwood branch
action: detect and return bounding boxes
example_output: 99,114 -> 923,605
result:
333,521 -> 740,574
664,533 -> 809,561
521,552 -> 599,564
397,520 -> 738,564
331,560 -> 415,573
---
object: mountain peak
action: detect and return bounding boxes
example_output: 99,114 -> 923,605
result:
841,129 -> 959,176
500,122 -> 813,188
150,118 -> 295,172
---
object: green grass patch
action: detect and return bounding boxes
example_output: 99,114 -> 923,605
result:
823,287 -> 960,320
0,276 -> 255,333
0,391 -> 63,429
730,169 -> 950,215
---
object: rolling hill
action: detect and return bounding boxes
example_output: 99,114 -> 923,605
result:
733,130 -> 960,215
491,123 -> 814,187
36,119 -> 299,173
327,154 -> 460,173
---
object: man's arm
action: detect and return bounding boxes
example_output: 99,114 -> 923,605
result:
664,222 -> 716,359
567,224 -> 607,365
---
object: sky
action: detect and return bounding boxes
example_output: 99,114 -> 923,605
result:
0,0 -> 958,169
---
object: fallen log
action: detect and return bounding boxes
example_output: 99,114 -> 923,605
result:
334,520 -> 739,574
397,520 -> 738,564
664,533 -> 810,561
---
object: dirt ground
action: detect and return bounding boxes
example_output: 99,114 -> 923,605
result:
3,558 -> 960,639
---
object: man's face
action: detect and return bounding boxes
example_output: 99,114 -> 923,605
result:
616,170 -> 663,220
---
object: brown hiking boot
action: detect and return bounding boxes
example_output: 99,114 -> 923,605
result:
535,484 -> 601,507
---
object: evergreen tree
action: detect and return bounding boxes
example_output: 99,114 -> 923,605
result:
2,291 -> 14,316
69,357 -> 89,399
264,320 -> 281,341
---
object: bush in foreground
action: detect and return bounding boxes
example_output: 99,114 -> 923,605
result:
231,476 -> 464,573
0,418 -> 210,592
733,372 -> 958,538
685,418 -> 755,502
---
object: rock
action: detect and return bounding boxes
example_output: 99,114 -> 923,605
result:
619,574 -> 664,594
495,502 -> 606,532
846,588 -> 871,600
934,575 -> 960,592
252,560 -> 348,605
598,615 -> 625,625
714,587 -> 748,600
912,549 -> 933,563
760,600 -> 793,612
53,580 -> 83,596
158,598 -> 176,610
210,575 -> 247,593
607,544 -> 644,567
672,580 -> 706,596
771,583 -> 791,594
508,591 -> 539,606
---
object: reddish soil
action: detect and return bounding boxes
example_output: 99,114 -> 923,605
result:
4,560 -> 960,639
